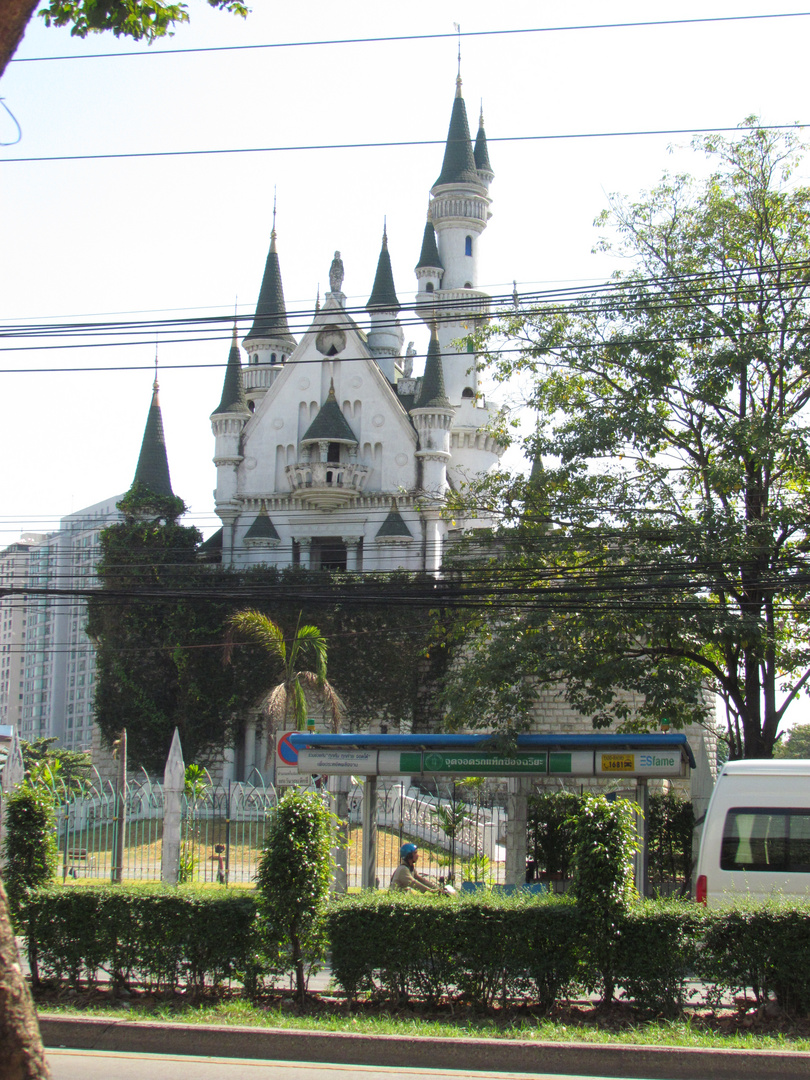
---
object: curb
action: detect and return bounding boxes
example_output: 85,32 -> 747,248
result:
40,1015 -> 810,1079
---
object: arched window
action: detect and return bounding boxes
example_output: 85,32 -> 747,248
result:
464,282 -> 472,289
270,352 -> 277,363
462,387 -> 475,399
248,400 -> 256,413
465,235 -> 473,257
425,282 -> 434,293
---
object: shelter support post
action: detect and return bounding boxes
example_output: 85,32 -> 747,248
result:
635,778 -> 649,898
332,775 -> 350,893
361,776 -> 378,889
505,777 -> 531,886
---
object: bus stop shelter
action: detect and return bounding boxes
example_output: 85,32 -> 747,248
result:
289,732 -> 696,893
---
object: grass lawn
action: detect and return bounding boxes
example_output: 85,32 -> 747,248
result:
36,992 -> 810,1051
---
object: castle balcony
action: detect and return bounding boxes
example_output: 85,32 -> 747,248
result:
285,460 -> 371,509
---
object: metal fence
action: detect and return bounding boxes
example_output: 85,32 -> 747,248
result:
36,770 -> 506,889
51,767 -> 278,885
344,779 -> 507,889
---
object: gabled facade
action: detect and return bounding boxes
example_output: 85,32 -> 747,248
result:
211,74 -> 503,574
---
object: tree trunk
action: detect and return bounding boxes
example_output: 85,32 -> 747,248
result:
0,879 -> 52,1080
0,0 -> 40,80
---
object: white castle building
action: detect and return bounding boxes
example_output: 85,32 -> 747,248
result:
209,73 -> 503,572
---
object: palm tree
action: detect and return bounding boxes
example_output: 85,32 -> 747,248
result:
224,610 -> 341,764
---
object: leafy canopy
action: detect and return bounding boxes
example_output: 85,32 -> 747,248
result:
446,121 -> 810,760
40,1 -> 248,41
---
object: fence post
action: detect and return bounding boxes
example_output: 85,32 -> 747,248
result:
635,777 -> 649,898
161,728 -> 185,885
112,729 -> 127,884
361,776 -> 378,890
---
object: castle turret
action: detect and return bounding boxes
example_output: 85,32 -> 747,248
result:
243,222 -> 296,409
410,323 -> 455,499
211,324 -> 251,561
366,225 -> 404,382
416,74 -> 492,403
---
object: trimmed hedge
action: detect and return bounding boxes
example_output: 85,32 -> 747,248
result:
21,886 -> 810,1016
26,884 -> 264,993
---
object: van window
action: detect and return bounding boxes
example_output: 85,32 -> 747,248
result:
721,808 -> 810,873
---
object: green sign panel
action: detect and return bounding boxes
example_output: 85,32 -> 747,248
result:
405,751 -> 549,775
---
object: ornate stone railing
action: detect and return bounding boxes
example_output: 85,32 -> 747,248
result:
285,460 -> 370,508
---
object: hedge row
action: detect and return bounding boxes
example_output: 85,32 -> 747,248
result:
24,887 -> 810,1015
26,884 -> 265,994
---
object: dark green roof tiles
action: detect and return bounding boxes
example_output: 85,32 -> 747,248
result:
474,108 -> 493,176
433,80 -> 480,189
416,221 -> 442,270
245,231 -> 296,346
301,381 -> 359,444
133,382 -> 174,498
366,228 -> 401,312
244,509 -> 280,541
376,500 -> 413,539
417,324 -> 451,409
213,324 -> 250,416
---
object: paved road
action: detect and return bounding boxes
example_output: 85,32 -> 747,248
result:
47,1049 -> 621,1080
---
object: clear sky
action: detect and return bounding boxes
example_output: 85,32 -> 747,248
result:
2,0 -> 807,541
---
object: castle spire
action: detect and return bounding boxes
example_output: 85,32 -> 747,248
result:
212,319 -> 250,417
419,322 -> 450,408
433,71 -> 479,189
244,214 -> 296,349
132,375 -> 174,498
366,223 -> 401,312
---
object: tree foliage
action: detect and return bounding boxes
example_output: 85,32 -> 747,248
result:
256,789 -> 336,1003
224,609 -> 342,743
447,123 -> 810,759
1,1 -> 248,80
87,485 -> 273,773
773,722 -> 810,758
1,782 -> 59,928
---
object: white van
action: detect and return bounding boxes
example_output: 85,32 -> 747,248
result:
695,759 -> 810,905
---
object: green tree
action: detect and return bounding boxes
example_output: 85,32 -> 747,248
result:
224,609 -> 341,743
448,122 -> 810,759
773,722 -> 810,758
256,789 -> 336,1004
20,737 -> 91,797
1,1 -> 247,80
570,794 -> 639,1003
87,485 -> 271,773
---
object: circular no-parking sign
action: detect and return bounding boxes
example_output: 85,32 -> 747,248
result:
277,731 -> 299,766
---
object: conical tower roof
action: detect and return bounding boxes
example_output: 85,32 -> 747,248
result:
212,323 -> 250,416
133,379 -> 174,498
474,106 -> 493,177
418,324 -> 451,409
300,381 -> 359,444
376,499 -> 413,539
366,227 -> 401,312
415,220 -> 442,270
433,78 -> 480,188
244,228 -> 296,346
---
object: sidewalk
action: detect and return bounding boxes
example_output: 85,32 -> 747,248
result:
39,1014 -> 810,1080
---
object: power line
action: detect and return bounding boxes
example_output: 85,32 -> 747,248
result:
2,123 -> 805,166
13,12 -> 810,64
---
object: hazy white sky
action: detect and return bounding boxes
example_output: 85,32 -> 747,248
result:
1,1 -> 808,544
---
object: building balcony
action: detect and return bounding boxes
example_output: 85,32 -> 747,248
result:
285,460 -> 371,509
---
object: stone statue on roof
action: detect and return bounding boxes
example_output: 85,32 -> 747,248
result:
329,251 -> 344,293
404,341 -> 416,378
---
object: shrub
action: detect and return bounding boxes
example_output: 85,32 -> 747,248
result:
256,789 -> 336,1003
526,790 -> 579,879
647,794 -> 694,893
26,884 -> 261,993
569,794 -> 640,1002
617,900 -> 706,1016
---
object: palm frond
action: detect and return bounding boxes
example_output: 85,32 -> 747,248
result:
264,684 -> 289,729
224,609 -> 287,667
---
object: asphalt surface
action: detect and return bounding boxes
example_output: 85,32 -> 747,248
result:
39,1015 -> 810,1080
46,1048 -> 626,1080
